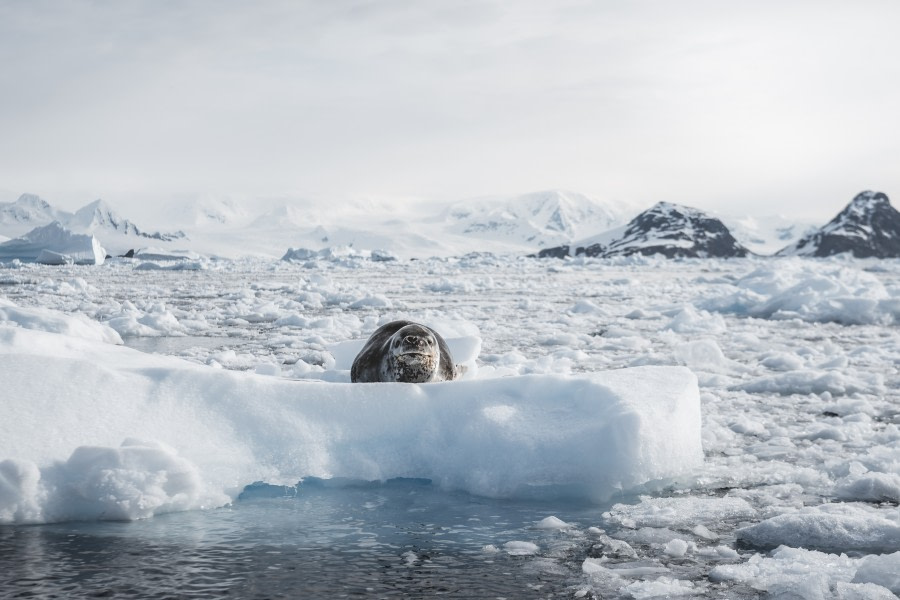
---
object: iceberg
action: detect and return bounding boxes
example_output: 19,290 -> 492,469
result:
0,321 -> 702,523
0,221 -> 106,265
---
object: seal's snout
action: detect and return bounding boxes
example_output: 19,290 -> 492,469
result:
404,335 -> 423,347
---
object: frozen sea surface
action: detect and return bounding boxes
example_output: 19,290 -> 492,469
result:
2,254 -> 900,599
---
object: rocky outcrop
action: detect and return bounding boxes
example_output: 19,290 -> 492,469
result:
777,191 -> 900,258
536,202 -> 750,259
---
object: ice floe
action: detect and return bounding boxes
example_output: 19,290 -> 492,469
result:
0,317 -> 702,523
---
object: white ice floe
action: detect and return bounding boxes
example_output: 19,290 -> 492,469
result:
701,261 -> 900,325
534,516 -> 572,530
0,297 -> 122,344
503,541 -> 540,556
835,472 -> 900,503
0,322 -> 702,523
103,300 -> 191,337
710,546 -> 900,598
736,504 -> 900,553
0,439 -> 229,523
732,369 -> 885,396
602,495 -> 756,530
622,576 -> 697,598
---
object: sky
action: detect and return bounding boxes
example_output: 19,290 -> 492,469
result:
1,0 -> 899,221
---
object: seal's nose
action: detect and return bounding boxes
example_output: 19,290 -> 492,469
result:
404,335 -> 422,347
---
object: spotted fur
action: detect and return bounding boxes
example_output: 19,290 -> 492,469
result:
351,320 -> 458,383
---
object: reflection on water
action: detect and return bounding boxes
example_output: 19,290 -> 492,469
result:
0,480 -> 609,599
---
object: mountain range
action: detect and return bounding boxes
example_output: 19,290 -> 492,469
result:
0,194 -> 184,255
0,189 -> 895,261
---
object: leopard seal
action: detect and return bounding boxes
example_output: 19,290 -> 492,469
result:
350,320 -> 458,383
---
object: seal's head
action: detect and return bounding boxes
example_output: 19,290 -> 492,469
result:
386,323 -> 440,383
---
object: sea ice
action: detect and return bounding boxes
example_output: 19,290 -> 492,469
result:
710,546 -> 899,599
736,505 -> 900,552
602,495 -> 756,530
702,261 -> 900,325
622,576 -> 697,598
0,321 -> 703,523
852,552 -> 900,594
0,298 -> 122,344
535,516 -> 572,530
836,472 -> 900,503
504,541 -> 540,556
4,254 -> 900,597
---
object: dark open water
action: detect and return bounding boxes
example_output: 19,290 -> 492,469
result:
0,480 -> 611,599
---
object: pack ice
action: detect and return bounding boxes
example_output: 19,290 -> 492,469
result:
0,302 -> 701,524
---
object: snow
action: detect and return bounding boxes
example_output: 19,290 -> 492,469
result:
702,261 -> 900,325
736,505 -> 900,553
0,195 -> 183,257
0,193 -> 67,238
852,553 -> 900,594
0,222 -> 106,265
535,515 -> 573,530
446,189 -> 631,249
721,213 -> 819,255
0,297 -> 123,344
504,541 -> 540,556
603,496 -> 756,530
710,547 -> 900,598
622,576 -> 696,598
283,246 -> 400,264
3,253 -> 900,597
0,190 -> 636,260
0,320 -> 702,523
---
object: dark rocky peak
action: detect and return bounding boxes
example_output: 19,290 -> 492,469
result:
533,202 -> 750,259
778,191 -> 900,258
603,202 -> 750,258
822,191 -> 892,234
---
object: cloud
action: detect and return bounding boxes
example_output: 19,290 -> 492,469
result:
1,0 -> 899,219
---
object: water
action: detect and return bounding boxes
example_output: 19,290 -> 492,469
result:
1,480 -> 612,599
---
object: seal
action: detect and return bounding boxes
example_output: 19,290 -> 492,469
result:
350,320 -> 458,383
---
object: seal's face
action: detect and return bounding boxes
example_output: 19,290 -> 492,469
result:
386,324 -> 440,383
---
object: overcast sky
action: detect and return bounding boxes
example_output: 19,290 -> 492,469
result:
1,0 -> 899,220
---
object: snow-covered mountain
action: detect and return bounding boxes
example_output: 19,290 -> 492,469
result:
6,189 -> 900,261
152,191 -> 632,259
0,194 -> 71,238
444,190 -> 631,249
248,204 -> 317,231
0,195 -> 185,255
604,202 -> 751,258
172,197 -> 253,228
720,214 -> 818,256
0,221 -> 106,265
0,195 -> 190,257
70,199 -> 185,242
537,202 -> 751,259
777,190 -> 900,258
